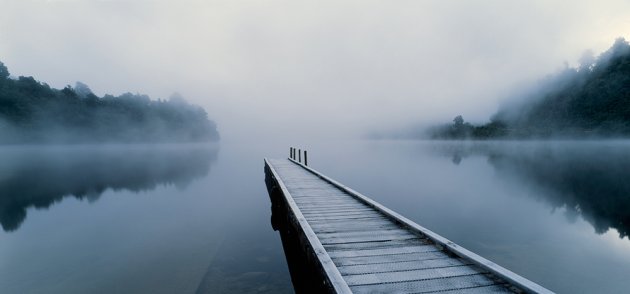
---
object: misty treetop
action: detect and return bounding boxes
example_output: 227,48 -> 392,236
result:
430,37 -> 630,139
0,61 -> 219,143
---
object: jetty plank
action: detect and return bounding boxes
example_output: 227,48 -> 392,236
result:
265,158 -> 553,294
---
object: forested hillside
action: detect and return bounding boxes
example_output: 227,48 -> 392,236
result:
0,62 -> 219,143
430,38 -> 630,139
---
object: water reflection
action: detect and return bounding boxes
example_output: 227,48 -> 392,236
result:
0,144 -> 218,232
433,141 -> 630,239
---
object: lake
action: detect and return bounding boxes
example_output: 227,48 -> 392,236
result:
1,140 -> 629,293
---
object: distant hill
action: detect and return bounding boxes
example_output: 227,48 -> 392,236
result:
430,38 -> 630,139
0,61 -> 219,143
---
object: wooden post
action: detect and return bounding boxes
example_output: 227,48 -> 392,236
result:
289,147 -> 292,159
298,149 -> 301,163
291,147 -> 294,159
304,150 -> 308,166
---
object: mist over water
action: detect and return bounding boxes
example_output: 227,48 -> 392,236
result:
294,140 -> 630,294
0,143 -> 294,294
2,1 -> 629,140
1,141 -> 629,293
1,1 -> 629,293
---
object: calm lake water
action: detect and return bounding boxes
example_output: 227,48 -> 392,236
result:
1,140 -> 630,293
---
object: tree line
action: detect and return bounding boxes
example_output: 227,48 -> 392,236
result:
430,38 -> 630,139
0,62 -> 219,143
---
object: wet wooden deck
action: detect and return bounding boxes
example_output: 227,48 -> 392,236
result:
264,157 -> 553,294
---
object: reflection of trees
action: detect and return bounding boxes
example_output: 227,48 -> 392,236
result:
436,142 -> 630,239
0,145 -> 218,232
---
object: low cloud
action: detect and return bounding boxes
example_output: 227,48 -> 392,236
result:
1,0 -> 629,141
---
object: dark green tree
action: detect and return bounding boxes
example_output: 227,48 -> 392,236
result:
0,61 -> 220,143
0,62 -> 9,80
453,115 -> 464,126
430,37 -> 630,139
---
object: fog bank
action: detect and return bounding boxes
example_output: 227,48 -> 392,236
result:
1,0 -> 629,141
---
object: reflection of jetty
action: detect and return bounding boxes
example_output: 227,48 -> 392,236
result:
264,149 -> 552,294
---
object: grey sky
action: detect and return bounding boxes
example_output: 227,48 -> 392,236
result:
1,0 -> 629,141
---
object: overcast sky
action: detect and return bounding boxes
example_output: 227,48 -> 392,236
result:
1,0 -> 629,141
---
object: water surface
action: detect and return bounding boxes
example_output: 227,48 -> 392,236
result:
1,141 -> 629,293
309,140 -> 630,294
0,144 -> 293,294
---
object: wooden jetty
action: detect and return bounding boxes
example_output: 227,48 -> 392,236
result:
264,148 -> 553,294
